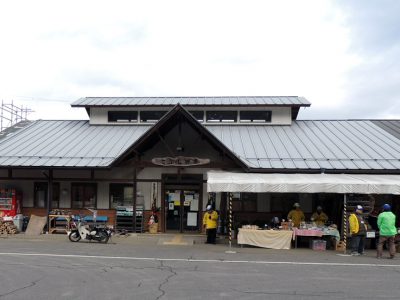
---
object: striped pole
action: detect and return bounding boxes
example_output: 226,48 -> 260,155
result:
229,192 -> 233,249
343,194 -> 347,254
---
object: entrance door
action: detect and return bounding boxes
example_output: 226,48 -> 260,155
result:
165,188 -> 200,232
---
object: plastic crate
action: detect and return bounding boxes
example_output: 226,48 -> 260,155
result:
310,239 -> 326,251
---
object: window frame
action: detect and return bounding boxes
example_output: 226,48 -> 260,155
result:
189,111 -> 204,122
206,111 -> 238,123
33,182 -> 60,209
71,183 -> 97,209
108,111 -> 138,123
109,183 -> 134,209
140,111 -> 167,123
239,110 -> 272,123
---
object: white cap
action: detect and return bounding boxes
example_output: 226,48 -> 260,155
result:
356,205 -> 363,211
206,205 -> 212,210
293,203 -> 300,208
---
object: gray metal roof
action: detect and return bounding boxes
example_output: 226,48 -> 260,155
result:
0,120 -> 151,167
0,119 -> 399,170
372,120 -> 400,140
206,120 -> 400,170
71,96 -> 310,107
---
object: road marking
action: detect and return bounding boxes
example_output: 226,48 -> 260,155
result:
0,252 -> 399,268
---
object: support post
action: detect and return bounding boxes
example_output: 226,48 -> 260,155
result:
343,194 -> 347,254
133,168 -> 137,233
46,169 -> 53,234
229,192 -> 232,249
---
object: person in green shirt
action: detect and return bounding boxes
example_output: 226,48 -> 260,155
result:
377,204 -> 397,259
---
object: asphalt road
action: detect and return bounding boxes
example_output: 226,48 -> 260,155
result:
0,235 -> 399,300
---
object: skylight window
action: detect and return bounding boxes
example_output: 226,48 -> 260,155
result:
206,111 -> 237,123
240,111 -> 272,123
189,111 -> 204,122
140,111 -> 167,122
108,111 -> 138,123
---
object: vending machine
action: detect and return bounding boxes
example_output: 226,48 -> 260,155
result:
0,188 -> 21,217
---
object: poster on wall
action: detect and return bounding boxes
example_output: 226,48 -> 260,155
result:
187,212 -> 197,226
190,199 -> 199,211
169,202 -> 174,210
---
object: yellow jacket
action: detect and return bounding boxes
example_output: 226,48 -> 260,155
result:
287,209 -> 305,228
311,212 -> 328,226
203,211 -> 218,229
349,213 -> 361,235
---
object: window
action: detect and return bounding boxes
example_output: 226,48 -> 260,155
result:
34,182 -> 60,209
189,111 -> 204,122
71,183 -> 97,209
240,111 -> 271,123
232,193 -> 257,212
206,111 -> 237,122
108,111 -> 138,123
140,111 -> 167,122
110,184 -> 133,209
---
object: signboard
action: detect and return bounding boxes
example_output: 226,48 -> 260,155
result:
152,156 -> 210,167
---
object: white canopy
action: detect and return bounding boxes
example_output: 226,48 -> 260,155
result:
207,172 -> 400,195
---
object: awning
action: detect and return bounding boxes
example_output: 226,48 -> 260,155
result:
207,172 -> 400,194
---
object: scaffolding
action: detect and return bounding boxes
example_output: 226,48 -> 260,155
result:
0,101 -> 33,132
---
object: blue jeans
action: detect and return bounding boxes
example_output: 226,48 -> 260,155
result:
351,235 -> 365,254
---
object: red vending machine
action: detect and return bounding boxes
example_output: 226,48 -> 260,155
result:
0,188 -> 21,218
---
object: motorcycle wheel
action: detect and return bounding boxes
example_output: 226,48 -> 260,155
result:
98,230 -> 109,243
68,231 -> 81,242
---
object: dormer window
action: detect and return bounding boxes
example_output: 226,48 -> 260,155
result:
140,111 -> 167,123
108,111 -> 138,123
240,111 -> 272,123
189,111 -> 204,122
206,111 -> 237,123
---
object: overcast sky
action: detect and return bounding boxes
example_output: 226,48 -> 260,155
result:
0,0 -> 399,121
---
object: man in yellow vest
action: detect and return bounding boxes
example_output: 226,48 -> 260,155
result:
203,205 -> 218,244
349,205 -> 367,256
288,203 -> 305,228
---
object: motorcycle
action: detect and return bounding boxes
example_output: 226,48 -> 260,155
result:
68,217 -> 112,243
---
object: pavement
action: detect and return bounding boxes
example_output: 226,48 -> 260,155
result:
0,233 -> 399,299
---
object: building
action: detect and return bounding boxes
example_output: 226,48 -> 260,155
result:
0,96 -> 399,233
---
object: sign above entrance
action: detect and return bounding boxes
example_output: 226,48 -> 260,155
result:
152,156 -> 210,167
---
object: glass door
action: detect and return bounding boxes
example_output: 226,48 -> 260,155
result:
165,189 -> 200,232
182,190 -> 200,232
165,189 -> 183,231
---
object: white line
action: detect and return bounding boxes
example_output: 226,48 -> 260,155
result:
0,252 -> 399,268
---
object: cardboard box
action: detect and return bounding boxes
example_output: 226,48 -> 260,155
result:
335,241 -> 346,251
310,239 -> 326,251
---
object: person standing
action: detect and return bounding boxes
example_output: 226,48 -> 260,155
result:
377,204 -> 397,259
310,206 -> 328,227
287,203 -> 305,228
349,205 -> 367,256
203,205 -> 218,244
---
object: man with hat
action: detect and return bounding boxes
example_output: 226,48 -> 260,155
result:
377,204 -> 397,259
311,206 -> 329,227
203,205 -> 218,244
287,203 -> 305,228
349,205 -> 367,255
